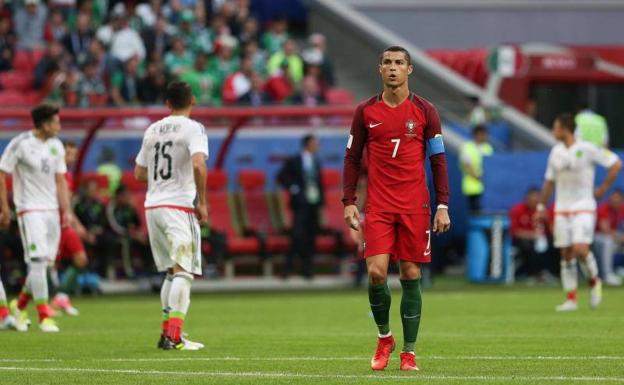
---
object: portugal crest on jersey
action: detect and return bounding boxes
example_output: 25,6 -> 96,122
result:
405,119 -> 417,137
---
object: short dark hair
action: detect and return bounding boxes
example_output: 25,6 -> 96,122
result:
472,124 -> 487,136
555,113 -> 575,132
165,81 -> 193,110
302,134 -> 316,148
526,186 -> 540,195
31,104 -> 59,129
63,140 -> 77,149
380,46 -> 411,65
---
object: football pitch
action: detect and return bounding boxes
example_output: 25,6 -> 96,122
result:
1,283 -> 623,385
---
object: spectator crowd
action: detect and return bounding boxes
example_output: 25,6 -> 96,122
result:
0,0 -> 336,107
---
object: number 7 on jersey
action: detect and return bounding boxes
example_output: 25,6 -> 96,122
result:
391,138 -> 401,158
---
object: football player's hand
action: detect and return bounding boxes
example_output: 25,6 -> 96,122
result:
433,207 -> 450,234
0,210 -> 10,229
61,211 -> 74,228
594,185 -> 608,200
195,201 -> 209,225
344,205 -> 360,231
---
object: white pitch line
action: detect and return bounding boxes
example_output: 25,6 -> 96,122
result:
0,366 -> 622,382
2,355 -> 624,363
108,355 -> 624,362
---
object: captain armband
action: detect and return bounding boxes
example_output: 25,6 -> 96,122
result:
427,134 -> 445,156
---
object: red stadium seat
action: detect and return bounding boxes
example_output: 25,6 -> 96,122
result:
0,91 -> 27,106
325,88 -> 355,105
237,170 -> 289,253
12,51 -> 33,72
207,170 -> 262,255
320,169 -> 356,252
0,71 -> 34,91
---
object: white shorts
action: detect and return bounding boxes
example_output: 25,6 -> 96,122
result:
17,210 -> 61,262
146,207 -> 202,275
553,212 -> 595,248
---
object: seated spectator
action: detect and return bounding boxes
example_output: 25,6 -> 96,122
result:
74,179 -> 114,278
243,40 -> 267,76
291,65 -> 325,106
261,17 -> 289,54
594,190 -> 624,286
176,9 -> 212,55
267,39 -> 303,86
207,34 -> 240,87
509,187 -> 556,281
265,60 -> 295,103
222,55 -> 254,104
302,33 -> 335,88
96,146 -> 122,196
110,56 -> 141,106
75,57 -> 107,107
45,9 -> 68,43
34,40 -> 68,89
14,0 -> 47,51
86,39 -> 114,80
61,12 -> 93,65
0,16 -> 14,72
106,185 -> 149,277
179,52 -> 219,105
138,61 -> 167,105
237,71 -> 271,106
238,17 -> 259,46
141,16 -> 171,63
109,11 -> 146,64
164,36 -> 194,76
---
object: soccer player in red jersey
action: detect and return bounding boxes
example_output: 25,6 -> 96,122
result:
343,46 -> 450,371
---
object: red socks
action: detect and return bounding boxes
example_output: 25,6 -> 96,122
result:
567,291 -> 577,302
0,305 -> 8,320
17,292 -> 31,310
167,317 -> 184,343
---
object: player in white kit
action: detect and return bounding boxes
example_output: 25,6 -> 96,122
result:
536,113 -> 621,311
134,81 -> 208,350
0,104 -> 72,332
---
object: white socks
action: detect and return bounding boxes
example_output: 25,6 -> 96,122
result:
580,251 -> 599,280
28,260 -> 49,303
0,278 -> 6,304
161,273 -> 174,313
168,272 -> 193,317
560,259 -> 578,293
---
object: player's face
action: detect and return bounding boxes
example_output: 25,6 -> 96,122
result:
379,51 -> 413,88
551,120 -> 569,141
42,114 -> 61,138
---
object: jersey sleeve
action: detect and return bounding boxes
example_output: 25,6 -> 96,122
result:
135,134 -> 148,167
188,123 -> 209,158
588,143 -> 618,168
423,101 -> 449,206
342,103 -> 367,207
55,141 -> 67,174
0,137 -> 21,173
544,150 -> 556,181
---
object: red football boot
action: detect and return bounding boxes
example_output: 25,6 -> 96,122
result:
400,352 -> 419,371
370,335 -> 395,371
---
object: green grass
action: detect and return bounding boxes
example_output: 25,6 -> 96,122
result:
1,284 -> 623,384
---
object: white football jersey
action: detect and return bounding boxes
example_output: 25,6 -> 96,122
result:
0,132 -> 66,212
136,116 -> 209,208
545,140 -> 618,212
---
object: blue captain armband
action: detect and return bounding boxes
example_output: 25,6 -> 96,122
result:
427,134 -> 445,156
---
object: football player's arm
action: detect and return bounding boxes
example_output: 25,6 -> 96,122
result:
189,124 -> 209,224
134,137 -> 148,182
56,173 -> 72,225
424,102 -> 450,233
595,151 -> 622,199
343,104 -> 366,230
